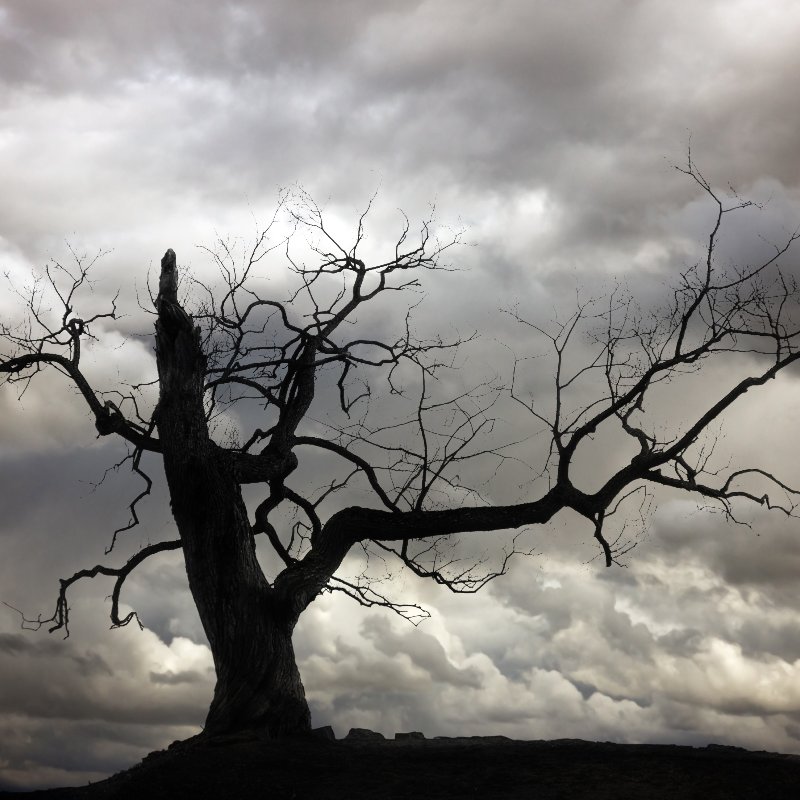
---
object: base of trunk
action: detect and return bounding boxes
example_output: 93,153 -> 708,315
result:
202,621 -> 312,738
204,688 -> 312,738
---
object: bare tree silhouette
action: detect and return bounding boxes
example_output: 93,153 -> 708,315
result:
2,161 -> 799,737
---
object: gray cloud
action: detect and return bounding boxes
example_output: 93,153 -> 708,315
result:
3,0 -> 800,789
361,615 -> 483,689
149,669 -> 204,686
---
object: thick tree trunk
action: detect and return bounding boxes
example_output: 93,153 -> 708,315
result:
154,250 -> 311,737
204,597 -> 310,736
167,455 -> 310,737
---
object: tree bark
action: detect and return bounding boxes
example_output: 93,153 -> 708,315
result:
154,249 -> 311,737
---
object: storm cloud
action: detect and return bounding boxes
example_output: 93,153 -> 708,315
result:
3,0 -> 800,790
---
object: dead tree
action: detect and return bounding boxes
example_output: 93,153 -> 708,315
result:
2,165 -> 799,737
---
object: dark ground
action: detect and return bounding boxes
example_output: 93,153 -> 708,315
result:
2,731 -> 799,799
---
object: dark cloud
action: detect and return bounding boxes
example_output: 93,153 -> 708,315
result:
4,0 -> 800,789
0,633 -> 38,654
653,506 -> 800,591
72,651 -> 115,678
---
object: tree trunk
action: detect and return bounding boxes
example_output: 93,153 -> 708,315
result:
167,456 -> 311,737
203,595 -> 310,736
154,250 -> 311,737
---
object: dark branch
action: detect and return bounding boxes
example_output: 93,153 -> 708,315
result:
5,540 -> 183,638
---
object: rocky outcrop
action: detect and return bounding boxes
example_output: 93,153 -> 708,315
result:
344,728 -> 385,741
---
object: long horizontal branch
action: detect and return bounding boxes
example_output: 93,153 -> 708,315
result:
272,487 -> 569,617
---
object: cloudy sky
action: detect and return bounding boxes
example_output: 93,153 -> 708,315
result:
3,0 -> 800,790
